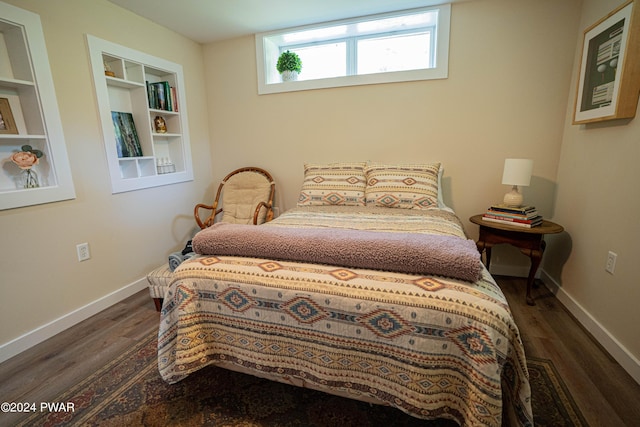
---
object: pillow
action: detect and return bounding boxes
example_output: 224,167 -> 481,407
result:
364,163 -> 441,209
297,162 -> 366,206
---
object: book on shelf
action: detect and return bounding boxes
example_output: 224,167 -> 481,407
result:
146,81 -> 176,112
170,86 -> 178,112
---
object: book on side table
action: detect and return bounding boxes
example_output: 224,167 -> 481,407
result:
482,204 -> 542,228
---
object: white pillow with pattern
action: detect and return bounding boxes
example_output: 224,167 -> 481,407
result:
297,162 -> 366,206
365,163 -> 441,209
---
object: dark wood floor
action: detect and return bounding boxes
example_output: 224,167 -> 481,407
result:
1,277 -> 639,426
499,276 -> 640,426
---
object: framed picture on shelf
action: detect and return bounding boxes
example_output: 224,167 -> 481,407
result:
111,111 -> 143,158
0,98 -> 18,134
573,0 -> 640,124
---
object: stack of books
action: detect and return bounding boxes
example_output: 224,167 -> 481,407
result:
482,204 -> 543,228
146,81 -> 178,112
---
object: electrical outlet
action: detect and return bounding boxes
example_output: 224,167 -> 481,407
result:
76,243 -> 91,262
605,251 -> 617,274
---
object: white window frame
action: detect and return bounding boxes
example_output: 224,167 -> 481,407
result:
255,5 -> 451,95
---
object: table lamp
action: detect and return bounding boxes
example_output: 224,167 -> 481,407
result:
501,158 -> 533,207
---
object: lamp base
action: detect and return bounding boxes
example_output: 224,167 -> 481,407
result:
503,186 -> 523,207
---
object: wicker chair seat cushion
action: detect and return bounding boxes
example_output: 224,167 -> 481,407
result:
221,172 -> 273,224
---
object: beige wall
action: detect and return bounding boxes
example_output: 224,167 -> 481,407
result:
545,0 -> 640,368
203,0 -> 581,267
0,0 -> 212,347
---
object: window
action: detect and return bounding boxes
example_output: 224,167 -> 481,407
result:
256,5 -> 450,94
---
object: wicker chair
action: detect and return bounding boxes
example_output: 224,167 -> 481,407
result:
194,167 -> 275,229
148,167 -> 275,312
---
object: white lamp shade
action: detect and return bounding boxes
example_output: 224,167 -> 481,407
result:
502,159 -> 533,186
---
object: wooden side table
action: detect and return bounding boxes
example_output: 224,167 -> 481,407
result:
469,214 -> 563,305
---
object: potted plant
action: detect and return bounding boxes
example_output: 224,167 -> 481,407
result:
276,50 -> 302,82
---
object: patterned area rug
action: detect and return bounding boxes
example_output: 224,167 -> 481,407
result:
17,331 -> 587,427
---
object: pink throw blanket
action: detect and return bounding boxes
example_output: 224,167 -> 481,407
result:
192,223 -> 482,282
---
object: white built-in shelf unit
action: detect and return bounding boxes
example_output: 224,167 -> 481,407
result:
0,1 -> 75,210
87,35 -> 193,194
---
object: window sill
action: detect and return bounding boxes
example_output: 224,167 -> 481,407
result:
258,67 -> 448,95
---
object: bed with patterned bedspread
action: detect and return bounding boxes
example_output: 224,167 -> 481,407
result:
157,205 -> 533,427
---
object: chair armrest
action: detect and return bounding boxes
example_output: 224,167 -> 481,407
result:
194,203 -> 221,229
253,201 -> 273,224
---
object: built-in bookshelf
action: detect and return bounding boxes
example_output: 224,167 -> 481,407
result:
86,35 -> 193,194
0,2 -> 75,210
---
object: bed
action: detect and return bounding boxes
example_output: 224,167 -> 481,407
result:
157,163 -> 533,427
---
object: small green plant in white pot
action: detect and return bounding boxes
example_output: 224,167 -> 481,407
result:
276,50 -> 302,82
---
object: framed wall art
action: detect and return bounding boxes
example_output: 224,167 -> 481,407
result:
111,111 -> 143,158
0,98 -> 18,134
573,0 -> 640,124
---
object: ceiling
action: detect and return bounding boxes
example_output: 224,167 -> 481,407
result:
108,0 -> 455,44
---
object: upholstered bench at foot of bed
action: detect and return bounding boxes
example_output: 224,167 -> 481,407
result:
147,263 -> 174,311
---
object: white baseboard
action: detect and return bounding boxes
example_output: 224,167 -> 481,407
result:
540,269 -> 640,385
0,277 -> 148,365
490,263 -> 640,385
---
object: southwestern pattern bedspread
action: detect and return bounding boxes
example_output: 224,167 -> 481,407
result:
158,206 -> 533,427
